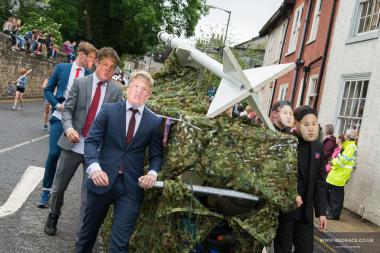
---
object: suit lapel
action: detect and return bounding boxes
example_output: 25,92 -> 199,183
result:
120,102 -> 127,146
103,82 -> 111,103
85,75 -> 94,114
62,64 -> 72,92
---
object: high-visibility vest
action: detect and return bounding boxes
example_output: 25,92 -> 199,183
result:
326,140 -> 357,187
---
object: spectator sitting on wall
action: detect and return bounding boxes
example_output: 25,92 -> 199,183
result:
11,19 -> 26,51
2,17 -> 18,49
62,40 -> 75,62
2,17 -> 15,35
45,34 -> 57,60
28,29 -> 39,54
33,30 -> 47,56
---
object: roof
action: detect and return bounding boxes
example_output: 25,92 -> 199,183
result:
234,35 -> 267,49
259,0 -> 296,36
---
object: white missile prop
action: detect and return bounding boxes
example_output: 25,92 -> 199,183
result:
152,181 -> 259,202
158,32 -> 295,130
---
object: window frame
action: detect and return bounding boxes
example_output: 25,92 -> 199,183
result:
278,83 -> 289,101
336,73 -> 371,134
307,0 -> 323,43
287,3 -> 304,54
305,74 -> 319,106
346,0 -> 380,44
276,22 -> 287,61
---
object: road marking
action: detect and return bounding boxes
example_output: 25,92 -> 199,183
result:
0,166 -> 44,218
0,135 -> 49,154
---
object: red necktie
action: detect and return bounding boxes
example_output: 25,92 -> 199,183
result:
82,81 -> 102,137
126,108 -> 139,145
74,67 -> 81,78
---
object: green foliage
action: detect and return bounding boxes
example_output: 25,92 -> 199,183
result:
0,0 -> 11,24
8,0 -> 207,55
47,0 -> 81,40
21,12 -> 63,46
103,54 -> 298,252
231,48 -> 265,69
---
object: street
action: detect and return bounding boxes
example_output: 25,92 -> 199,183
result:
0,99 -> 353,253
0,100 -> 96,252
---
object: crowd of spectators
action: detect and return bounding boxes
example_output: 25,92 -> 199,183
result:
2,16 -> 76,62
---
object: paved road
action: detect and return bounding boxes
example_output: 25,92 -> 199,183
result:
0,100 -> 352,253
0,100 -> 99,252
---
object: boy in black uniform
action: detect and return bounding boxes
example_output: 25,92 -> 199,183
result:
274,105 -> 327,253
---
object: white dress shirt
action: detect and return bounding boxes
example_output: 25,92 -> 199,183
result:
52,62 -> 85,120
70,73 -> 107,154
86,101 -> 157,178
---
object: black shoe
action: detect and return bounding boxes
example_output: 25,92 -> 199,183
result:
44,213 -> 59,235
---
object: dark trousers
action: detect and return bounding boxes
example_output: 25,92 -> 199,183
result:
42,116 -> 63,189
328,183 -> 344,219
75,175 -> 141,253
274,213 -> 314,253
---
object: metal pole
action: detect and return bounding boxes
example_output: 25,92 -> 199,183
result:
223,11 -> 231,48
221,10 -> 231,59
152,181 -> 259,202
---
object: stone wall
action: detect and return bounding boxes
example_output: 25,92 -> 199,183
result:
0,32 -> 65,99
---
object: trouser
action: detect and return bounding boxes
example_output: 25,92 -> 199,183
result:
274,213 -> 314,253
42,116 -> 63,189
50,150 -> 86,222
328,183 -> 344,219
76,175 -> 141,253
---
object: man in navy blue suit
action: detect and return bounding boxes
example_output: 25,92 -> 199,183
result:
76,70 -> 163,253
38,42 -> 97,208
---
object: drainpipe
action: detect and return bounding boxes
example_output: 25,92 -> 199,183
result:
268,13 -> 292,115
300,56 -> 322,104
289,0 -> 314,106
313,0 -> 338,111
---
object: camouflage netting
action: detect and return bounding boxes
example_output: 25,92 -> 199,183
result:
103,53 -> 298,252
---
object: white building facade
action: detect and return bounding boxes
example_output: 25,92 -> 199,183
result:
318,0 -> 380,225
257,1 -> 294,114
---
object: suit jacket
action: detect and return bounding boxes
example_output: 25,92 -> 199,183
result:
58,75 -> 123,151
296,138 -> 327,223
44,63 -> 92,108
84,101 -> 163,201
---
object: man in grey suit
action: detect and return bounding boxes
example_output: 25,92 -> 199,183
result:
44,47 -> 123,236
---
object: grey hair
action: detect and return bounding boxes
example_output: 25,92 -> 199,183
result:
130,70 -> 154,89
324,124 -> 334,135
346,129 -> 357,140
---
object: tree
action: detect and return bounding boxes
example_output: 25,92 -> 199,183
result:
0,0 -> 11,23
47,0 -> 207,55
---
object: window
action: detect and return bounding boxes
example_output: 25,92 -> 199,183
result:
265,33 -> 275,65
308,0 -> 322,42
347,0 -> 380,44
278,83 -> 288,100
305,75 -> 318,106
296,80 -> 304,107
276,22 -> 287,61
288,4 -> 304,54
357,0 -> 380,34
337,78 -> 369,134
